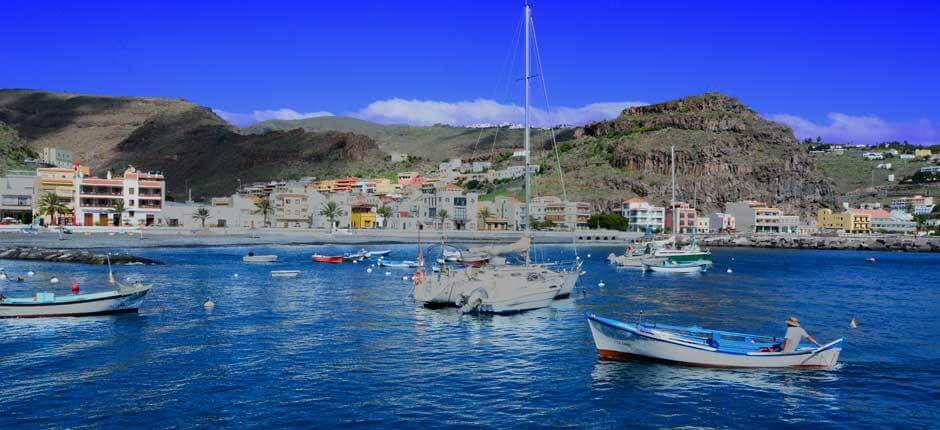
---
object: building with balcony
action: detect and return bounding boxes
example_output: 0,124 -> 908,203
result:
530,196 -> 591,230
350,204 -> 377,229
621,198 -> 665,233
726,201 -> 785,233
817,209 -> 870,234
664,202 -> 697,234
708,212 -> 735,233
74,166 -> 165,226
270,189 -> 308,228
1,170 -> 36,222
40,147 -> 73,169
33,166 -> 85,226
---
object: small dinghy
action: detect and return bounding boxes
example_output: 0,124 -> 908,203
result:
365,250 -> 391,258
642,258 -> 711,273
312,254 -> 344,264
457,252 -> 489,268
243,252 -> 278,263
0,283 -> 151,318
377,259 -> 419,269
343,251 -> 368,262
271,270 -> 301,278
586,314 -> 843,368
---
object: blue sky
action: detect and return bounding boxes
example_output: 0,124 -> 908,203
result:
3,0 -> 939,144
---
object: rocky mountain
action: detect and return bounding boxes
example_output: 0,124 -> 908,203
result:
0,90 -> 386,199
532,93 -> 836,216
245,115 -> 567,161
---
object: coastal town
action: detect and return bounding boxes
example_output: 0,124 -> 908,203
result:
2,145 -> 938,240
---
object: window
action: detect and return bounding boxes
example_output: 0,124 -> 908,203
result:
129,200 -> 135,207
128,188 -> 135,195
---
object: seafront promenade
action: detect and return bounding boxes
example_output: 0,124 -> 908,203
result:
2,226 -> 939,252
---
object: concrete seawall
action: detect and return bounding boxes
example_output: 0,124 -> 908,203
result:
697,234 -> 940,253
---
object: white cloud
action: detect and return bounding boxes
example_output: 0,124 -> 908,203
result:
769,112 -> 940,145
350,98 -> 646,127
213,108 -> 334,127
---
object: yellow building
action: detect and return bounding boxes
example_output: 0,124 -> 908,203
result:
817,208 -> 870,233
313,180 -> 335,193
34,166 -> 81,226
350,204 -> 377,229
372,178 -> 395,195
914,149 -> 932,158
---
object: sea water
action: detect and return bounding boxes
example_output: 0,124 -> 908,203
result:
0,245 -> 938,428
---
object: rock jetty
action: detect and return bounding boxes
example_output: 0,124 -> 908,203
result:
0,247 -> 161,265
698,235 -> 940,253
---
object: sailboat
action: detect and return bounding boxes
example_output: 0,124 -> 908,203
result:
412,2 -> 580,313
642,146 -> 712,273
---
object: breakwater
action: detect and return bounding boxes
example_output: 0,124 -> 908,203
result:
698,235 -> 940,252
0,247 -> 161,265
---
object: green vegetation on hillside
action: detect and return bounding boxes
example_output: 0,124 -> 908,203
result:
0,121 -> 35,174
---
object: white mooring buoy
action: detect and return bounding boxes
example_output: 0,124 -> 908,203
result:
726,268 -> 733,274
204,297 -> 215,310
598,280 -> 605,287
367,268 -> 373,273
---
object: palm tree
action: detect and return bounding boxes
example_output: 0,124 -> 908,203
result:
36,192 -> 70,226
436,209 -> 449,230
193,207 -> 211,228
254,198 -> 273,227
112,199 -> 126,227
319,201 -> 344,233
376,205 -> 392,229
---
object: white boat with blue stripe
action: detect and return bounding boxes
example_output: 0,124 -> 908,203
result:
587,314 -> 843,368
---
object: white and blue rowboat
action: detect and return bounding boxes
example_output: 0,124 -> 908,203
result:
0,284 -> 151,318
586,314 -> 843,368
642,258 -> 712,273
343,251 -> 368,262
377,260 -> 418,268
364,250 -> 391,258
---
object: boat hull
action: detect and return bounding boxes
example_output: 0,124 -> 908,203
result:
587,315 -> 842,369
0,288 -> 150,319
643,262 -> 710,273
243,255 -> 278,263
554,269 -> 580,298
312,255 -> 343,264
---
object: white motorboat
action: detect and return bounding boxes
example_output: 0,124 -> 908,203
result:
365,250 -> 391,258
377,259 -> 418,269
243,253 -> 278,263
271,270 -> 301,278
642,258 -> 712,273
0,283 -> 151,318
587,314 -> 843,368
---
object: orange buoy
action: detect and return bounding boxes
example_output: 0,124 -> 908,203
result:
70,282 -> 80,293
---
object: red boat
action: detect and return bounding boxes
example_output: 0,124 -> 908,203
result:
311,254 -> 344,264
458,257 -> 489,267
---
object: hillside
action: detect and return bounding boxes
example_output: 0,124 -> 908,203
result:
245,115 -> 568,161
0,90 -> 387,199
104,107 -> 388,199
0,89 -> 202,171
527,93 -> 837,216
0,121 -> 36,174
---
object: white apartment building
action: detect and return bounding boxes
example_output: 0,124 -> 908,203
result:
621,198 -> 665,233
74,166 -> 166,227
0,170 -> 36,220
40,147 -> 73,169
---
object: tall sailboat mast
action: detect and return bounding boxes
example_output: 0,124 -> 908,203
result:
671,145 -> 677,238
523,1 -> 531,234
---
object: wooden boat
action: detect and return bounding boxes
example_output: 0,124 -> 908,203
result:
243,254 -> 278,263
586,314 -> 843,368
270,270 -> 301,278
643,258 -> 711,273
312,254 -> 343,264
377,259 -> 418,268
0,283 -> 151,318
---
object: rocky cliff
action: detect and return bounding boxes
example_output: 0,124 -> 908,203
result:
545,93 -> 836,215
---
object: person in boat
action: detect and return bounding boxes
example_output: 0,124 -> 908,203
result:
782,316 -> 822,352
